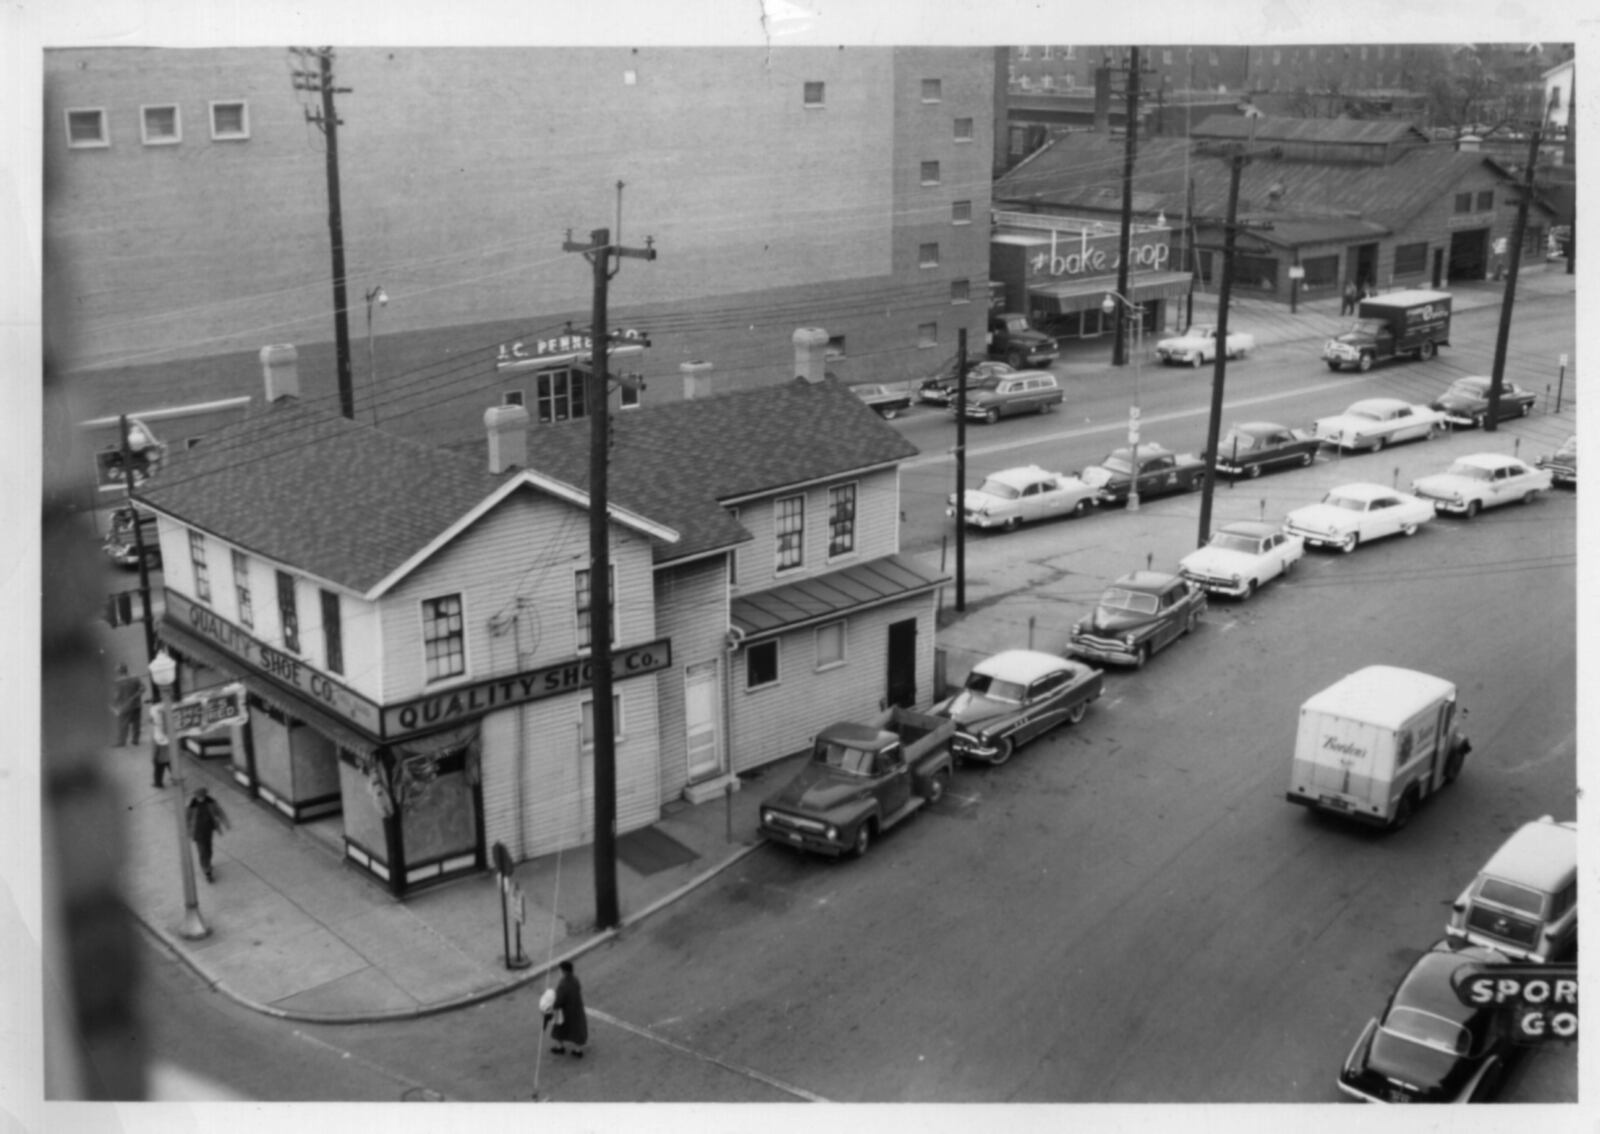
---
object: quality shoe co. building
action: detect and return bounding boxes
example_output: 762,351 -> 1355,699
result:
135,344 -> 943,896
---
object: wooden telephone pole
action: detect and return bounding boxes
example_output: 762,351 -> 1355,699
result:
563,189 -> 656,931
1111,46 -> 1144,368
1485,119 -> 1545,431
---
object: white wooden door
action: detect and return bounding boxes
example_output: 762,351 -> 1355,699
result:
684,661 -> 723,782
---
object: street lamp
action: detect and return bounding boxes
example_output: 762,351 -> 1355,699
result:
148,650 -> 210,940
1102,291 -> 1145,512
365,285 -> 388,426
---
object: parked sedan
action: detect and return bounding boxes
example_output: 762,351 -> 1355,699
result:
1153,323 -> 1255,367
1079,443 -> 1207,506
1067,571 -> 1206,669
1410,452 -> 1552,517
1314,398 -> 1445,452
850,383 -> 913,419
951,465 -> 1098,531
1209,421 -> 1320,478
932,649 -> 1103,765
918,360 -> 1015,406
1178,521 -> 1304,599
1285,482 -> 1435,553
1536,434 -> 1577,488
1338,940 -> 1515,1104
1431,375 -> 1537,429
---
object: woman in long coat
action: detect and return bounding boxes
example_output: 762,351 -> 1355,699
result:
549,960 -> 588,1057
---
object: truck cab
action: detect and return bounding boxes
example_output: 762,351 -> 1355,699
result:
987,312 -> 1059,369
1323,289 -> 1451,372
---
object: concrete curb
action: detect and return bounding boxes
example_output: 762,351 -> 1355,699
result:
128,837 -> 775,1025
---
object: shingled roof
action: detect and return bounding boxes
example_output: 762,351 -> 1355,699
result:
458,376 -> 921,565
1190,114 -> 1431,147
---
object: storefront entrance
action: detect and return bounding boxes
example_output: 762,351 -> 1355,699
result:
1449,228 -> 1490,281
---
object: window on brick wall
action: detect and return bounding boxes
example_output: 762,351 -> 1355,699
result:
954,116 -> 974,141
918,322 -> 939,348
951,279 -> 971,304
826,334 -> 847,359
141,105 -> 181,145
920,160 -> 941,185
65,108 -> 109,149
952,199 -> 973,224
919,242 -> 940,268
804,81 -> 825,107
921,78 -> 942,102
209,100 -> 250,141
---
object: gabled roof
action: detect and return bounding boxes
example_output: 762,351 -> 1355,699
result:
1192,114 -> 1431,147
456,377 -> 921,565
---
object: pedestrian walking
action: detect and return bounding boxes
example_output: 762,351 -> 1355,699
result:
546,960 -> 589,1057
110,664 -> 143,747
1340,281 -> 1358,316
186,786 -> 230,882
149,699 -> 171,787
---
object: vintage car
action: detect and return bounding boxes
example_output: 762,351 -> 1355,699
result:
1285,482 -> 1435,554
955,370 -> 1064,423
1536,434 -> 1577,487
1338,939 -> 1517,1104
1078,443 -> 1207,506
1153,323 -> 1255,367
951,465 -> 1098,531
1178,521 -> 1304,599
850,383 -> 913,420
1430,375 -> 1537,429
1067,571 -> 1206,669
758,707 -> 955,859
1410,453 -> 1552,517
1313,398 -> 1446,452
918,360 -> 1016,406
932,649 -> 1103,765
987,311 -> 1059,368
1208,421 -> 1321,478
1446,816 -> 1577,964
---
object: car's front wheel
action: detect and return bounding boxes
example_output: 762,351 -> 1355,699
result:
1340,532 -> 1359,554
850,822 -> 874,858
1371,434 -> 1387,452
985,408 -> 1000,425
1300,450 -> 1315,467
1072,499 -> 1090,517
1418,340 -> 1437,361
1389,792 -> 1415,831
1190,353 -> 1202,369
1132,643 -> 1151,669
1003,515 -> 1021,532
1473,411 -> 1487,429
1066,700 -> 1088,725
1519,401 -> 1532,418
1246,463 -> 1262,479
1242,579 -> 1257,600
989,736 -> 1015,766
924,769 -> 948,806
1401,522 -> 1419,537
1465,499 -> 1481,519
1357,353 -> 1374,373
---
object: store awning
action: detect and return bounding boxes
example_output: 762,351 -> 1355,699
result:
1028,270 -> 1194,316
730,554 -> 948,643
160,618 -> 384,759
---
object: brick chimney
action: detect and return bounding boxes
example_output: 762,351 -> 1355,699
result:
260,344 -> 300,402
680,360 -> 716,400
485,404 -> 529,473
793,327 -> 829,384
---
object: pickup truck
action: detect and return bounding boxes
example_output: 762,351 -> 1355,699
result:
758,707 -> 955,858
988,312 -> 1059,369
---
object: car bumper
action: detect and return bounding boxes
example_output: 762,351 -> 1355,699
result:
1181,572 -> 1250,598
1418,495 -> 1471,515
1284,524 -> 1348,548
758,820 -> 849,857
962,511 -> 1012,529
1284,790 -> 1389,826
1067,637 -> 1142,666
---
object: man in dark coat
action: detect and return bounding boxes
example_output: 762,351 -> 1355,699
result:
110,664 -> 143,747
548,960 -> 589,1057
186,786 -> 230,881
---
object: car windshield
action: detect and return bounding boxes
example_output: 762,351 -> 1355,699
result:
964,672 -> 1025,703
1098,588 -> 1160,615
1448,379 -> 1489,397
817,742 -> 875,776
1218,431 -> 1257,452
1478,878 -> 1547,916
1211,533 -> 1262,554
1099,455 -> 1134,474
1381,1007 -> 1471,1057
976,478 -> 1021,500
1446,462 -> 1495,481
1322,493 -> 1368,511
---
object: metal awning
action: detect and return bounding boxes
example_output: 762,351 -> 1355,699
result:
730,554 -> 947,643
1028,270 -> 1194,316
160,618 -> 384,758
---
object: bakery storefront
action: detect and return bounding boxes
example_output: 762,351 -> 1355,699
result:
160,590 -> 671,897
990,212 -> 1192,341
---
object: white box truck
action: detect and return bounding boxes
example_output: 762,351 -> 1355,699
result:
1285,665 -> 1470,830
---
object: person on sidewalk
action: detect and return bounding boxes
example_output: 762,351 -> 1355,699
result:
547,961 -> 589,1058
110,664 -> 143,747
1340,281 -> 1358,317
186,786 -> 230,881
148,698 -> 172,787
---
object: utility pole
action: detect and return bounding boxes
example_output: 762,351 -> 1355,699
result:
1486,120 -> 1543,432
563,195 -> 656,931
954,328 -> 967,612
1112,46 -> 1143,368
292,47 -> 356,419
1196,151 -> 1248,548
118,414 -> 157,661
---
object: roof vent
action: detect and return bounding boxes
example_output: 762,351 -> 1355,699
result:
260,344 -> 300,403
484,403 -> 529,473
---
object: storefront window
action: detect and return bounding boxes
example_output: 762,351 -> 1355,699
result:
1300,254 -> 1340,290
1235,254 -> 1280,293
536,367 -> 588,423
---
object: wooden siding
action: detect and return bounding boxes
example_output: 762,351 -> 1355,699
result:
1372,166 -> 1523,289
728,591 -> 939,772
729,467 -> 901,597
653,557 -> 732,800
376,487 -> 658,704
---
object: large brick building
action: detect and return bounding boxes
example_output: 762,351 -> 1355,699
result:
45,46 -> 995,444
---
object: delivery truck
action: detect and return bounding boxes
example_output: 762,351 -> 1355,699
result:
1285,665 -> 1471,830
1322,289 -> 1452,372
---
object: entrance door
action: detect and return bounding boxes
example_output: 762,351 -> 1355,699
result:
1431,248 -> 1445,289
1351,242 -> 1379,290
684,661 -> 723,783
886,619 -> 917,708
1449,229 -> 1490,281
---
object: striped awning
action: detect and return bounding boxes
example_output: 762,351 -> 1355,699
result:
730,554 -> 947,643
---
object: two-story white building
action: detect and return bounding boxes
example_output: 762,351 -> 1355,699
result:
136,342 -> 944,896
